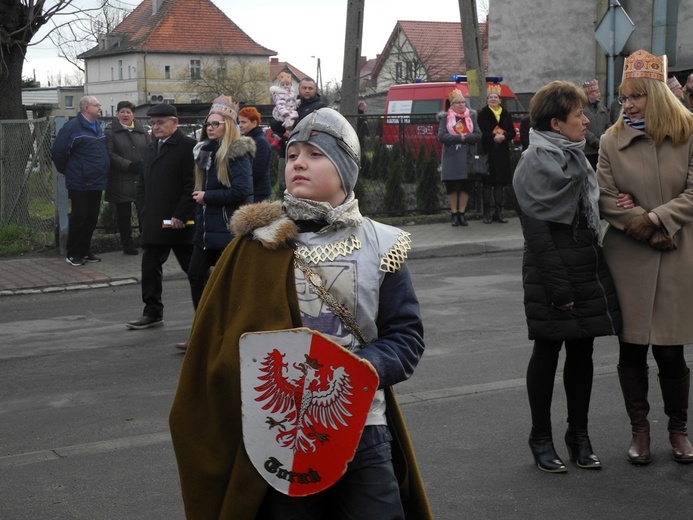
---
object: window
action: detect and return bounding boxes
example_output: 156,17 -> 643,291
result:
217,58 -> 227,77
65,96 -> 74,109
111,67 -> 114,81
118,60 -> 123,80
190,59 -> 201,79
165,65 -> 170,79
395,62 -> 403,81
128,65 -> 132,79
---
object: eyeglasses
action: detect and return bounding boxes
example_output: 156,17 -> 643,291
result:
617,93 -> 647,105
150,118 -> 173,127
203,121 -> 226,129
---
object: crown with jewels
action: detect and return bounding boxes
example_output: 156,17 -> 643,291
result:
582,79 -> 599,93
623,49 -> 667,82
486,84 -> 502,97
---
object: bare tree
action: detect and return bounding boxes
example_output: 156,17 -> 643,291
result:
185,55 -> 271,105
48,0 -> 131,73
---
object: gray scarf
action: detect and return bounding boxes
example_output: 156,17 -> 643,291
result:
282,192 -> 363,234
513,129 -> 601,241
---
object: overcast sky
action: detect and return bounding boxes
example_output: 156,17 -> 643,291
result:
25,0 -> 487,86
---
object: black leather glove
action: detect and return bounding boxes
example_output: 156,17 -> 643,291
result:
128,161 -> 141,174
624,211 -> 658,242
649,230 -> 677,251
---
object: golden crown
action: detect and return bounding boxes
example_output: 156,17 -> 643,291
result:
487,84 -> 502,97
623,49 -> 667,82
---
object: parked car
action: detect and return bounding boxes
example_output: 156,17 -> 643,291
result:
382,77 -> 524,156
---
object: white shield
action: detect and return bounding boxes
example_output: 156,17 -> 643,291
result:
239,328 -> 379,496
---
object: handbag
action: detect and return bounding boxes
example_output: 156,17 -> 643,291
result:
467,145 -> 489,178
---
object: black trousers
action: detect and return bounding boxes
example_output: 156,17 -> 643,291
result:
140,243 -> 193,318
115,202 -> 135,244
526,338 -> 595,436
66,189 -> 102,259
187,245 -> 223,310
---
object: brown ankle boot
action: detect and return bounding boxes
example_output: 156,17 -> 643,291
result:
618,366 -> 651,464
659,370 -> 693,463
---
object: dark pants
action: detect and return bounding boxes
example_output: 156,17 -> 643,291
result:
258,460 -> 404,520
619,342 -> 688,380
526,338 -> 595,436
115,202 -> 135,245
140,243 -> 193,318
66,189 -> 102,259
187,245 -> 223,310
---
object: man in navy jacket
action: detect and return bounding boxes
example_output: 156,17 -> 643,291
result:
51,96 -> 109,266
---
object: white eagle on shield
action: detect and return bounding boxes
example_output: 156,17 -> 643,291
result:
254,349 -> 355,454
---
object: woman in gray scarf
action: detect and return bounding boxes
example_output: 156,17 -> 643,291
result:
513,81 -> 622,473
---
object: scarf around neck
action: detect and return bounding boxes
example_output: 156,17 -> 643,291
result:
513,129 -> 601,241
622,113 -> 646,131
446,107 -> 473,135
282,191 -> 363,234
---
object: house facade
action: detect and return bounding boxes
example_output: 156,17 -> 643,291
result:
21,86 -> 86,119
79,0 -> 276,116
362,21 -> 488,113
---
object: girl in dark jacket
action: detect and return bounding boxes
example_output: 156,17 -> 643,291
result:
477,88 -> 516,223
513,81 -> 622,473
188,96 -> 255,310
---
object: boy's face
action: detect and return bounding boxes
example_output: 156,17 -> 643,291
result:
286,142 -> 345,207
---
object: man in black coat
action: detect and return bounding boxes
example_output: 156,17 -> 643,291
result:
270,77 -> 327,191
126,104 -> 196,330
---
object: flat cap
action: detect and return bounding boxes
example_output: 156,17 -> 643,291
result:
146,103 -> 177,117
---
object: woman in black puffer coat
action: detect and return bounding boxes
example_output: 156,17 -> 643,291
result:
188,96 -> 254,310
513,81 -> 622,474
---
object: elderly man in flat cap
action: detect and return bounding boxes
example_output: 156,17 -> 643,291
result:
126,104 -> 197,330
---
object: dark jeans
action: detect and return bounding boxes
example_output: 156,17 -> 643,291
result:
140,243 -> 192,318
618,341 -> 688,380
115,202 -> 135,244
257,460 -> 404,520
526,338 -> 595,436
66,189 -> 102,259
187,245 -> 223,310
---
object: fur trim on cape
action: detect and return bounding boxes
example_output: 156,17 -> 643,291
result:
230,200 -> 298,250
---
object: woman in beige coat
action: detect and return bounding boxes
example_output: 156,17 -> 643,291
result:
598,49 -> 693,466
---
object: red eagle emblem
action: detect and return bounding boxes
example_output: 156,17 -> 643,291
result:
240,328 -> 378,496
255,350 -> 355,454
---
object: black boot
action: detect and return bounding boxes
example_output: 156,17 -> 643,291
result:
565,424 -> 601,469
458,213 -> 468,227
618,366 -> 652,464
659,370 -> 693,463
122,239 -> 138,256
494,205 -> 508,223
451,212 -> 459,227
482,185 -> 492,224
529,434 -> 567,473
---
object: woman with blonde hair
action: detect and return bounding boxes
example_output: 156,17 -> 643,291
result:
598,49 -> 693,465
187,96 -> 255,311
437,89 -> 481,227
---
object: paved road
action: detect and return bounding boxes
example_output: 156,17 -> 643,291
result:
1,252 -> 692,519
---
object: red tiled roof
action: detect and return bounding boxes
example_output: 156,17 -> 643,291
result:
81,0 -> 276,57
269,59 -> 311,82
370,20 -> 488,84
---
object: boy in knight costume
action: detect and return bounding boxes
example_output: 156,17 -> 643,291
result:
169,108 -> 431,519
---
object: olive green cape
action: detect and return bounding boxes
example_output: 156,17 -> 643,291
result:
169,231 -> 432,519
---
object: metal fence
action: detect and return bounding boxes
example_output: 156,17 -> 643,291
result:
0,114 -> 522,254
0,118 -> 56,238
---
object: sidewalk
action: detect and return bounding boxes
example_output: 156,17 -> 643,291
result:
0,217 -> 524,296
